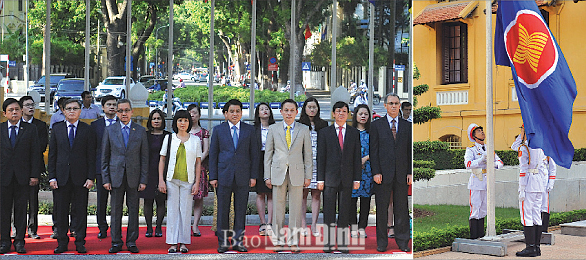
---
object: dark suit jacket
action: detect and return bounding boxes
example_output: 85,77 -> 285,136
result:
317,124 -> 362,188
370,116 -> 412,185
0,121 -> 41,186
28,118 -> 49,173
47,121 -> 96,186
101,121 -> 149,188
91,117 -> 117,176
209,121 -> 259,187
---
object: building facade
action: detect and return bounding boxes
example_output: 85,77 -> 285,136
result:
413,0 -> 586,151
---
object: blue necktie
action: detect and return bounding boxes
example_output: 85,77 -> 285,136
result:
68,124 -> 75,148
107,119 -> 115,126
9,126 -> 17,148
232,125 -> 238,149
122,126 -> 129,147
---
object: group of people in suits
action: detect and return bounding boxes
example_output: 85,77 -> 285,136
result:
0,92 -> 412,254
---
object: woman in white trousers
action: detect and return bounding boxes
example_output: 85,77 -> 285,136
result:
158,110 -> 202,253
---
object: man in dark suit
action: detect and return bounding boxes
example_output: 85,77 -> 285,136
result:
371,93 -> 413,252
209,99 -> 259,253
90,95 -> 118,239
317,101 -> 361,253
19,96 -> 48,240
101,99 -> 148,254
0,98 -> 40,254
48,99 -> 96,254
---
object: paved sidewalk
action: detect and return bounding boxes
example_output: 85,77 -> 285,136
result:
417,229 -> 586,259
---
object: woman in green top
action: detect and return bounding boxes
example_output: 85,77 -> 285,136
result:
158,110 -> 202,253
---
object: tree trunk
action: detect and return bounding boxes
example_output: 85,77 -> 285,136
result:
131,3 -> 157,79
102,0 -> 128,77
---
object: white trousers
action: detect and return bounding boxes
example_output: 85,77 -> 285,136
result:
519,192 -> 543,226
166,179 -> 194,245
541,191 -> 550,213
469,189 -> 487,220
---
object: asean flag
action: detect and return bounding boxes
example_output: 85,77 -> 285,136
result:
494,0 -> 577,169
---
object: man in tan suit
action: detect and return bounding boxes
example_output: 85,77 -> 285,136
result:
264,99 -> 312,252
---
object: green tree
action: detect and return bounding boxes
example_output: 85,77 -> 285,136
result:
413,64 -> 441,124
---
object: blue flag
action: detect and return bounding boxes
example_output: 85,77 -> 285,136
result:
494,0 -> 577,168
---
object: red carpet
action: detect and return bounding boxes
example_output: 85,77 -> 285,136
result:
6,226 -> 411,255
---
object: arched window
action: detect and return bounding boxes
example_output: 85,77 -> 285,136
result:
439,134 -> 462,149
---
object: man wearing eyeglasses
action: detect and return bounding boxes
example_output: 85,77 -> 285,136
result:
19,96 -> 49,240
0,98 -> 40,254
371,93 -> 412,253
48,99 -> 97,254
101,99 -> 148,254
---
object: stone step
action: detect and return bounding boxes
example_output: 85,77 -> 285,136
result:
561,220 -> 586,236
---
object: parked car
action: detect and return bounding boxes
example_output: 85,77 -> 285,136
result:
145,78 -> 175,93
28,73 -> 75,101
95,76 -> 135,101
139,75 -> 156,84
174,72 -> 195,81
196,74 -> 209,83
52,78 -> 88,110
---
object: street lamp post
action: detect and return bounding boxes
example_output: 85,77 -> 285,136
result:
155,24 -> 169,77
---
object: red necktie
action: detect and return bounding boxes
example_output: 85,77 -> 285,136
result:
391,119 -> 397,139
338,126 -> 344,151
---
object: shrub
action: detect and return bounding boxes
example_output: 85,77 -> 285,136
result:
414,167 -> 435,182
148,86 -> 306,104
414,160 -> 436,169
414,209 -> 586,252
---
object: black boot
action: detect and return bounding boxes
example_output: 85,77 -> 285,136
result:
534,225 -> 541,256
477,218 -> 485,238
469,219 -> 478,239
541,212 -> 550,234
516,226 -> 537,257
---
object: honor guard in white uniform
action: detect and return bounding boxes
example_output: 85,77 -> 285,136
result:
511,124 -> 554,257
540,155 -> 556,235
464,123 -> 503,239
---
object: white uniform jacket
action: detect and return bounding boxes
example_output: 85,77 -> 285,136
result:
465,142 -> 504,190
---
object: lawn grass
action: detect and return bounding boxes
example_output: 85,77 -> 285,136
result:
414,204 -> 524,232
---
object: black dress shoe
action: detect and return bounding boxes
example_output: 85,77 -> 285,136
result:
69,231 -> 76,237
97,232 -> 107,239
108,246 -> 121,253
0,245 -> 10,254
76,245 -> 87,254
15,244 -> 26,254
29,233 -> 41,239
51,231 -> 58,239
376,246 -> 387,252
192,231 -> 201,237
400,246 -> 411,252
155,232 -> 163,237
54,246 -> 68,254
145,232 -> 153,237
127,245 -> 139,253
232,245 -> 248,252
323,247 -> 333,253
217,246 -> 229,253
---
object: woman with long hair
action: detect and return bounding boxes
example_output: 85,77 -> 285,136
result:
141,109 -> 169,238
298,97 -> 328,236
186,104 -> 210,237
158,110 -> 202,253
253,102 -> 276,236
350,104 -> 373,238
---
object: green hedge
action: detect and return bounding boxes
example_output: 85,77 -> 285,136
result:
414,209 -> 586,252
414,167 -> 435,182
148,85 -> 306,104
414,141 -> 520,170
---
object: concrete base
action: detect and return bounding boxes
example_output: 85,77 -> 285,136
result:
451,238 -> 507,257
561,220 -> 586,236
502,229 -> 555,245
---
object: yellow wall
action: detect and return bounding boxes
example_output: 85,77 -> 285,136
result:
414,1 -> 586,150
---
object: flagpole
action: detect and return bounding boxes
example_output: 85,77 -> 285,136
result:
485,0 -> 496,238
250,0 -> 256,120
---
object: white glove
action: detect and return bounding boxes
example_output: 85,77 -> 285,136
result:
547,182 -> 554,192
518,185 -> 526,201
481,154 -> 487,164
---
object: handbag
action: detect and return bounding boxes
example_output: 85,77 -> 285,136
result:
155,133 -> 173,200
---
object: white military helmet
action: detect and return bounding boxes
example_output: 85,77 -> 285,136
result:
467,123 -> 483,143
